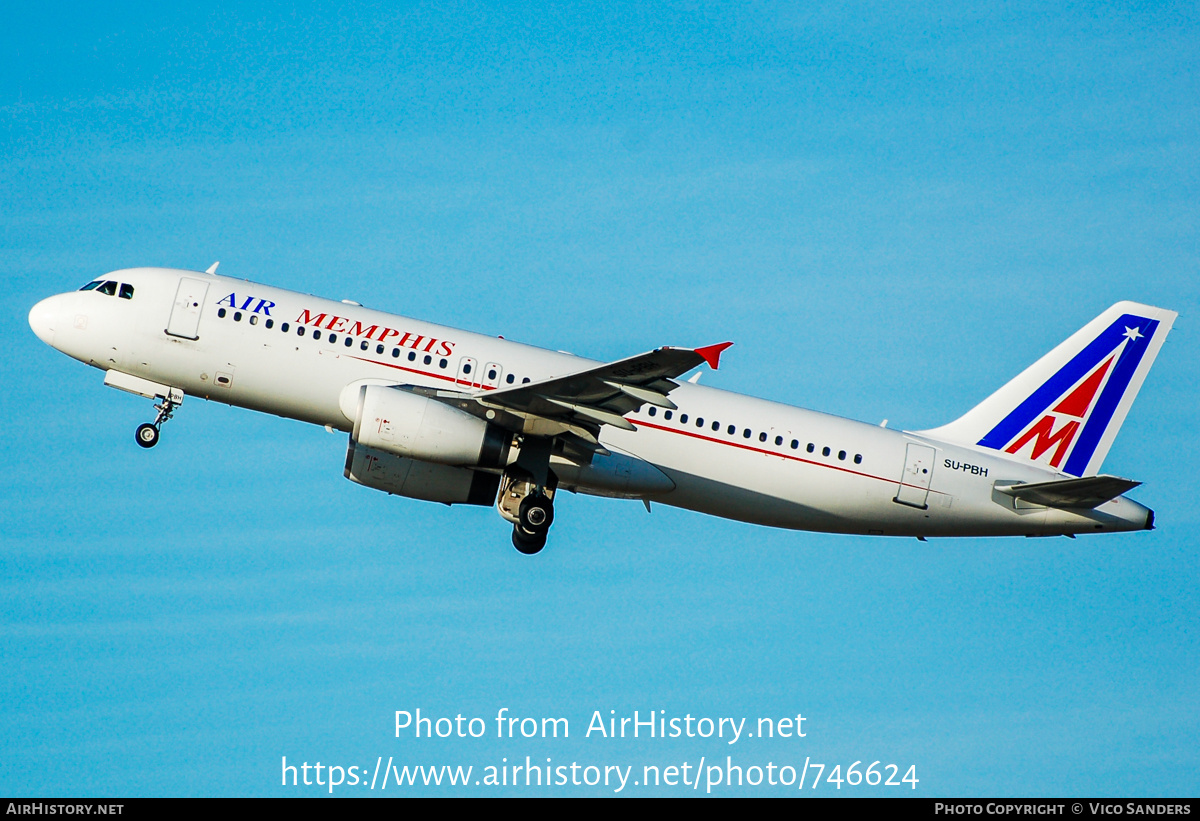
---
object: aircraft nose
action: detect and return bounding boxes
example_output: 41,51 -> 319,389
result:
29,297 -> 59,346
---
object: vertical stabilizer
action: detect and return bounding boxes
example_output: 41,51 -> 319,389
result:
917,302 -> 1176,476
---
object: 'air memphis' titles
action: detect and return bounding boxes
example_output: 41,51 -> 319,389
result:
586,710 -> 807,745
214,292 -> 457,357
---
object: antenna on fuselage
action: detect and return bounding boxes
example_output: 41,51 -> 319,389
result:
205,261 -> 220,274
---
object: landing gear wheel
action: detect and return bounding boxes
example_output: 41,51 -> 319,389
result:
518,494 -> 554,534
497,463 -> 557,555
133,389 -> 181,450
135,423 -> 160,449
512,526 -> 547,555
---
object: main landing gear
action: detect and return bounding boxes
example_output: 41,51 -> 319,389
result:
498,466 -> 557,555
512,492 -> 555,555
134,390 -> 182,449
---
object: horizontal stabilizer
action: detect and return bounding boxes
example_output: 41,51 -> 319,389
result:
996,475 -> 1140,509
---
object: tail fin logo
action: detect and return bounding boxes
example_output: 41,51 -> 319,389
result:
979,315 -> 1160,475
1001,354 -> 1113,468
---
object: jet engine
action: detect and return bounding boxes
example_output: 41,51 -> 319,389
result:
344,440 -> 500,506
351,385 -> 512,467
343,385 -> 509,506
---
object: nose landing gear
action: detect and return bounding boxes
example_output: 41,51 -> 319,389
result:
134,389 -> 183,449
135,423 -> 160,448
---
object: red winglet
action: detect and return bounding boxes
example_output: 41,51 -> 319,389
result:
694,341 -> 734,370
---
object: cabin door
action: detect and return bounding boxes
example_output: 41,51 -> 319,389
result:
894,443 -> 936,509
165,277 -> 209,340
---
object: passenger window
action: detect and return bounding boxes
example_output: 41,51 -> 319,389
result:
392,348 -> 400,358
234,311 -> 243,322
680,414 -> 688,424
488,369 -> 497,380
728,425 -> 735,435
281,322 -> 290,332
522,378 -> 530,383
506,374 -> 515,384
791,439 -> 799,449
822,446 -> 831,457
807,443 -> 815,453
377,344 -> 385,354
119,283 -> 134,299
439,359 -> 447,369
743,428 -> 751,439
775,435 -> 783,446
330,334 -> 338,343
312,329 -> 320,339
297,326 -> 306,336
360,340 -> 368,351
423,355 -> 432,365
696,418 -> 704,427
98,281 -> 117,296
250,315 -> 259,325
409,351 -> 417,361
218,308 -> 227,318
266,319 -> 274,329
463,363 -> 473,374
854,454 -> 862,464
664,411 -> 673,421
759,432 -> 767,443
712,421 -> 719,432
648,407 -> 656,417
838,450 -> 846,461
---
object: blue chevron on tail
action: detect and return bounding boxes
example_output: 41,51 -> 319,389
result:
919,302 -> 1176,477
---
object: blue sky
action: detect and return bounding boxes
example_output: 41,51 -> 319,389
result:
2,1 -> 1197,796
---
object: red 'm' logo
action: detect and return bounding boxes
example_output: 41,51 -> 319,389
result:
1003,355 -> 1114,467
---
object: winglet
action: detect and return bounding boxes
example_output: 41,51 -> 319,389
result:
694,342 -> 733,370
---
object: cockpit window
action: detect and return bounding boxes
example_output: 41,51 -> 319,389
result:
98,281 -> 118,296
119,283 -> 134,299
79,280 -> 103,291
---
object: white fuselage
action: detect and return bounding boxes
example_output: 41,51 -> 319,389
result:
29,267 -> 1153,538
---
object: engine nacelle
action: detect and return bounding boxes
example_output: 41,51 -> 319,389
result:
344,439 -> 500,506
351,385 -> 511,467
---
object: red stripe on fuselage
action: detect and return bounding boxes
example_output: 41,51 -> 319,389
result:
344,354 -> 498,389
633,420 -> 933,492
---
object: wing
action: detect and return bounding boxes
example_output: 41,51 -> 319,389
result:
405,340 -> 729,448
413,342 -> 732,446
478,342 -> 732,437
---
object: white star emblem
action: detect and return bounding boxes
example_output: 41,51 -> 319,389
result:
1123,326 -> 1144,342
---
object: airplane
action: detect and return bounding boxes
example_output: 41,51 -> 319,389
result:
28,265 -> 1176,554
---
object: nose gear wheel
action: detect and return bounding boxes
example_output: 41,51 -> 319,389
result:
134,390 -> 182,449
